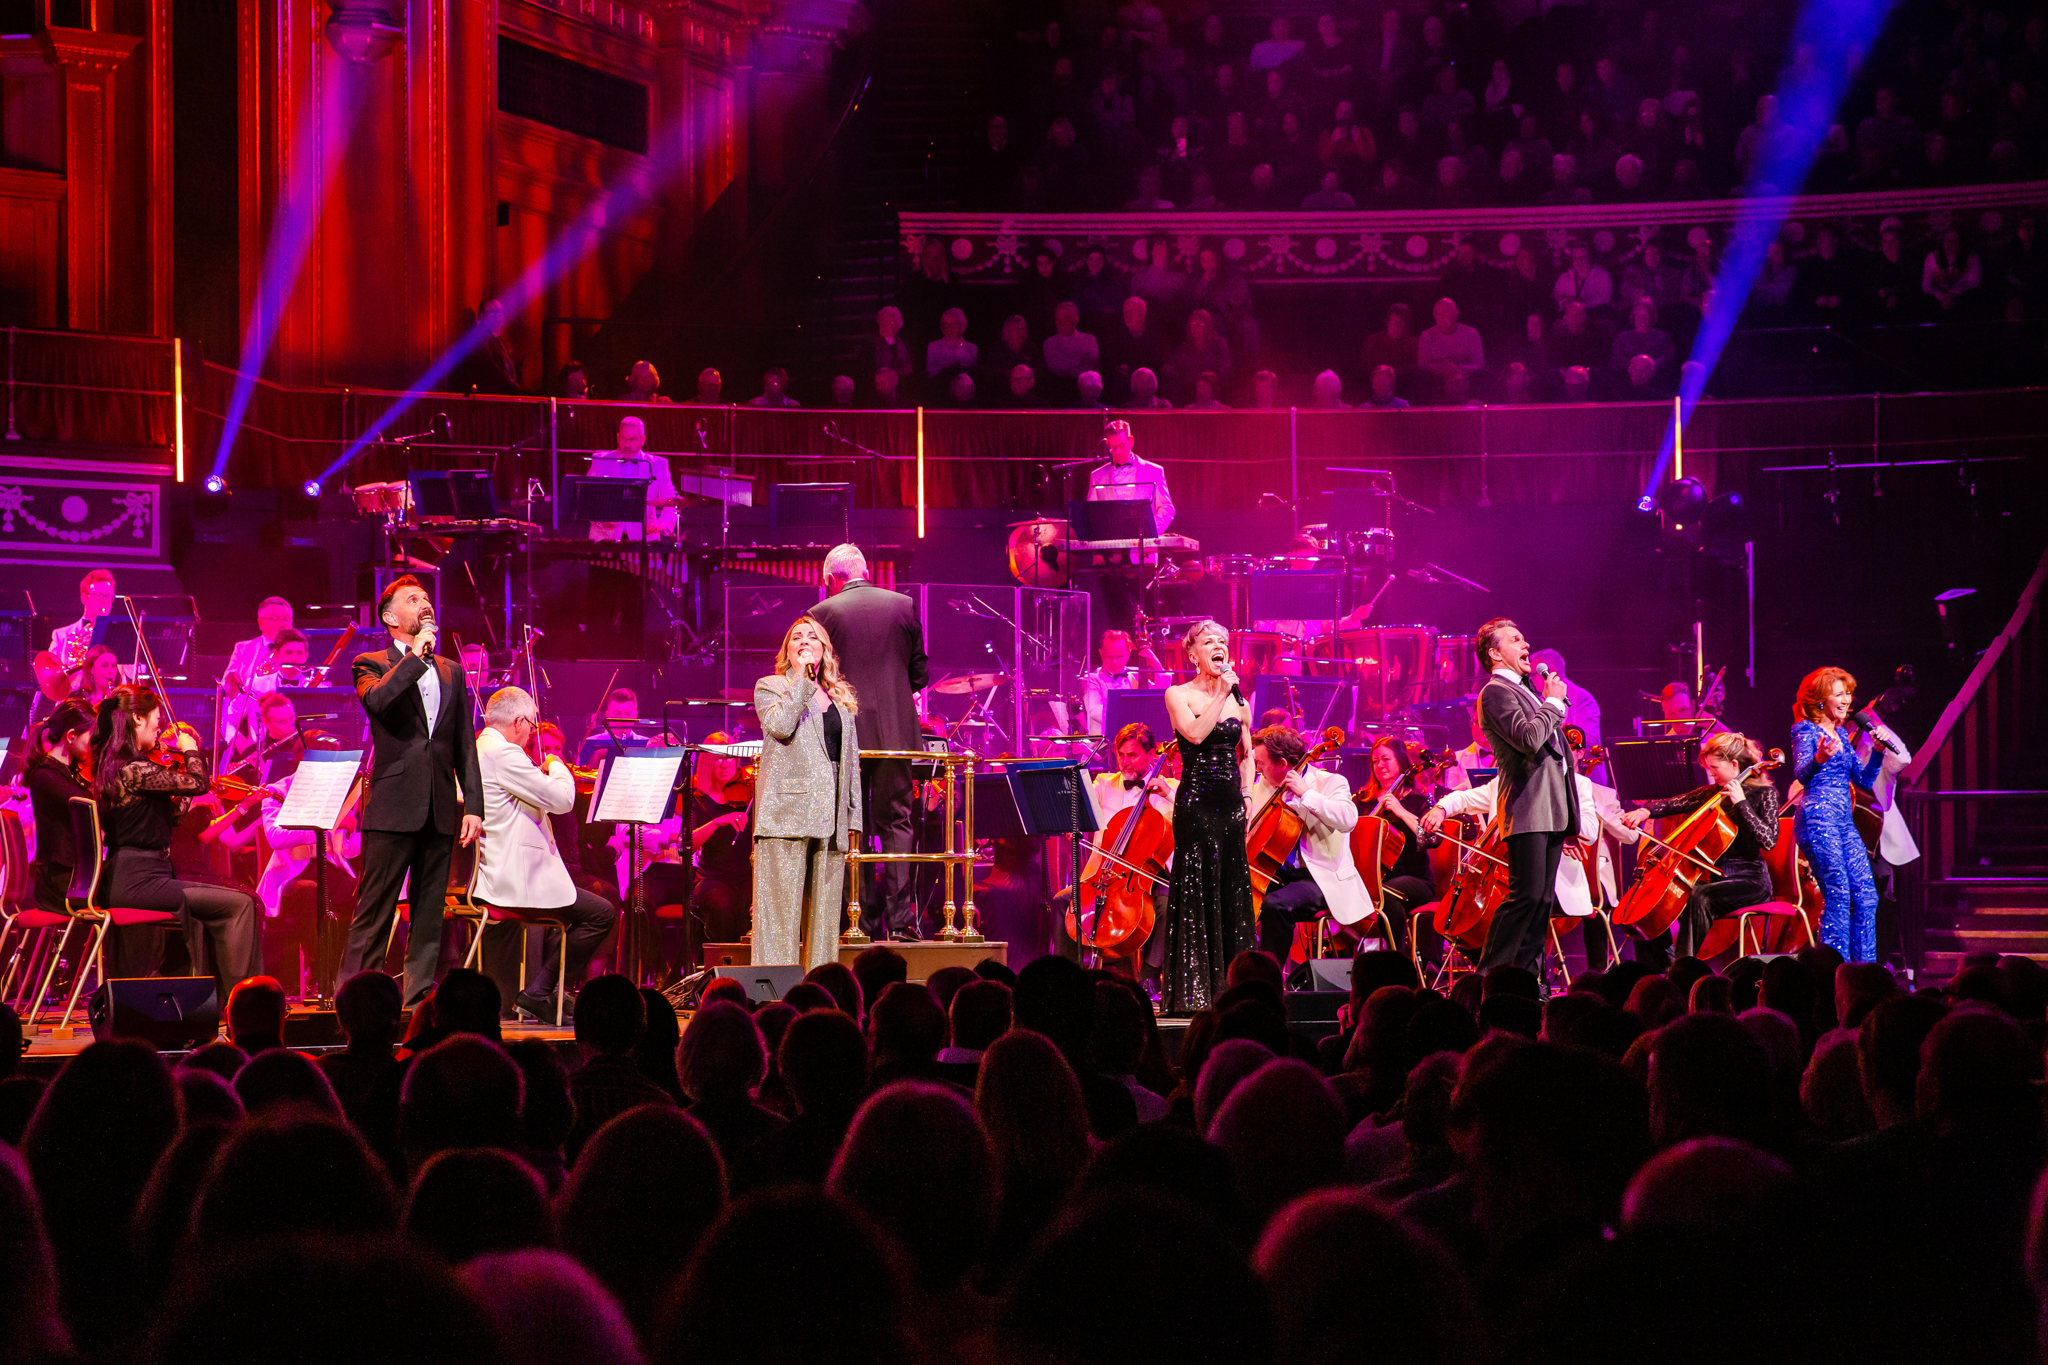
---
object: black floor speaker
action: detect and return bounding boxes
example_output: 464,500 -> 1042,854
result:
705,963 -> 807,1005
89,977 -> 219,1051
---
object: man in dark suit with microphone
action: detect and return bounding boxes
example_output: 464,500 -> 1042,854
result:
807,543 -> 929,941
1466,616 -> 1578,973
340,576 -> 484,1005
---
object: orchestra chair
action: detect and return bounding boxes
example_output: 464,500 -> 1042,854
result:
1347,813 -> 1405,961
386,841 -> 484,979
1735,815 -> 1816,956
16,800 -> 179,1036
1548,841 -> 1621,981
0,809 -> 38,1003
460,862 -> 573,1028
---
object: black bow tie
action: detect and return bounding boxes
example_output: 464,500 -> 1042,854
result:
1123,777 -> 1145,790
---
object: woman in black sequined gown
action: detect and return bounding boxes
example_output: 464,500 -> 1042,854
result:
1161,619 -> 1255,1014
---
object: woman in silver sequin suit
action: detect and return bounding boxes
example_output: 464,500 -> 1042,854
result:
752,616 -> 863,969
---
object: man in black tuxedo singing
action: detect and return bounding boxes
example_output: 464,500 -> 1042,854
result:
806,543 -> 929,941
341,576 -> 483,1005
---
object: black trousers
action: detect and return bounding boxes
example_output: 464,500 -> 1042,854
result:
480,886 -> 618,1006
1380,874 -> 1441,966
104,848 -> 262,1000
1257,868 -> 1325,964
859,757 -> 916,937
1673,856 -> 1772,958
345,825 -> 457,1007
1480,829 -> 1567,972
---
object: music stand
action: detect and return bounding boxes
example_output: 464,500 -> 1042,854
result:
560,475 -> 649,525
770,482 -> 854,543
1065,497 -> 1158,545
1606,738 -> 1700,804
1103,688 -> 1173,747
410,469 -> 499,519
992,760 -> 1104,963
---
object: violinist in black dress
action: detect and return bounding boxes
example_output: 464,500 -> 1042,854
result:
1618,730 -> 1780,958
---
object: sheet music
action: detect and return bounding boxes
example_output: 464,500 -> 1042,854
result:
691,741 -> 763,759
591,748 -> 687,824
276,751 -> 364,831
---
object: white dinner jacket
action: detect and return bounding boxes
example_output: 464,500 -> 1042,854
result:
1245,764 -> 1372,926
474,726 -> 577,909
1431,772 -> 1602,917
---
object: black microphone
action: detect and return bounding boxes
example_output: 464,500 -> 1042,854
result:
1856,708 -> 1903,756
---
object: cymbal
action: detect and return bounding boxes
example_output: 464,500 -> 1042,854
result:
930,671 -> 1006,695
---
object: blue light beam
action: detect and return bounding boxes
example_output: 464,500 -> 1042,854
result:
211,75 -> 369,478
1643,0 -> 1901,498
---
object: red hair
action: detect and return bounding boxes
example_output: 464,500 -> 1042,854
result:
1793,666 -> 1856,723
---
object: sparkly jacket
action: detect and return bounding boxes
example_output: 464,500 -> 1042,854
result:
753,671 -> 862,845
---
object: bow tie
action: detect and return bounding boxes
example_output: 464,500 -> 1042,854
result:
1123,778 -> 1146,790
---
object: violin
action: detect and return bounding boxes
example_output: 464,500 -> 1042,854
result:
147,745 -> 278,804
1067,741 -> 1178,959
1246,727 -> 1344,921
1576,743 -> 1609,775
1611,748 -> 1785,939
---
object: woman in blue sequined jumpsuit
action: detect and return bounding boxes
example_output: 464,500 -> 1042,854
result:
1790,666 -> 1894,963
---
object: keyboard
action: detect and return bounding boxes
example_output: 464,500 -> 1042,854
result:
1065,534 -> 1202,552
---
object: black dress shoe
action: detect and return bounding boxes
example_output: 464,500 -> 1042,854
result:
890,928 -> 923,944
515,989 -> 572,1022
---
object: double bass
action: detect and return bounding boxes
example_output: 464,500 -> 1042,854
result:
1246,727 -> 1345,921
1067,741 -> 1178,958
1611,749 -> 1786,939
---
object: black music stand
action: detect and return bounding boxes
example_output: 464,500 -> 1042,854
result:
1065,496 -> 1158,545
561,475 -> 649,525
1606,737 -> 1700,804
771,482 -> 854,543
410,469 -> 499,519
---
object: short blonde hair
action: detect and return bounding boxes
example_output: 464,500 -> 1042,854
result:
1181,618 -> 1228,661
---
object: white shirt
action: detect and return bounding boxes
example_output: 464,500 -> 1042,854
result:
587,449 -> 678,542
1087,455 -> 1175,537
401,637 -> 442,733
1244,764 -> 1371,925
1089,768 -> 1178,860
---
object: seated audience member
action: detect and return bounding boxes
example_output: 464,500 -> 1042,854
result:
867,982 -> 953,1090
1608,297 -> 1677,374
225,976 -> 290,1056
1554,243 -> 1615,314
688,367 -> 723,404
676,1000 -> 786,1160
1416,296 -> 1485,382
1309,369 -> 1349,408
937,978 -> 1012,1088
1127,367 -> 1172,408
564,974 -> 675,1164
829,375 -> 857,406
747,366 -> 801,408
624,360 -> 671,402
1358,303 -> 1418,375
1190,372 -> 1227,408
734,1006 -> 868,1189
947,372 -> 978,406
1077,369 -> 1107,406
1169,309 -> 1234,403
398,1035 -> 525,1175
926,308 -> 978,378
865,306 -> 913,390
1005,364 -> 1042,406
1043,302 -> 1101,381
873,366 -> 903,406
1364,364 -> 1409,408
1302,169 -> 1355,209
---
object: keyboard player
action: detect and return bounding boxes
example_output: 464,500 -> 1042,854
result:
1085,419 -> 1176,632
587,415 -> 679,542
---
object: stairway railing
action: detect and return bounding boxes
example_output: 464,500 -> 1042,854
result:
1897,541 -> 2048,968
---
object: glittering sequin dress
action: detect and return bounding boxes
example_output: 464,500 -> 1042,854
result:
1792,719 -> 1884,963
1162,717 -> 1255,1014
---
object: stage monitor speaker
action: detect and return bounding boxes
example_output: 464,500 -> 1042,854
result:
707,963 -> 806,1005
1306,958 -> 1354,994
89,977 -> 219,1051
1283,989 -> 1347,1023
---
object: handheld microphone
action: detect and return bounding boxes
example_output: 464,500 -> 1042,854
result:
1856,708 -> 1903,756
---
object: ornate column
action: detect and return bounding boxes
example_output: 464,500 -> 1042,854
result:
34,26 -> 140,332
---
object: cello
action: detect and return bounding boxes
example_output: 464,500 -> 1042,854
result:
1246,727 -> 1345,921
1611,749 -> 1786,939
1352,746 -> 1460,874
1067,740 -> 1178,959
1433,818 -> 1511,950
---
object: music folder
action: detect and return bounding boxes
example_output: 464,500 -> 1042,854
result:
275,751 -> 364,830
590,748 -> 687,825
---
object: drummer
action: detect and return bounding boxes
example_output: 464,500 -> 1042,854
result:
1081,628 -> 1172,738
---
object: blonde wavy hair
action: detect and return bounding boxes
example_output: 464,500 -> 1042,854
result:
1700,730 -> 1768,784
774,616 -> 858,713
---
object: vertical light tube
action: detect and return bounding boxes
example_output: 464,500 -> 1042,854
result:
916,406 -> 926,539
1672,394 -> 1683,482
171,338 -> 185,482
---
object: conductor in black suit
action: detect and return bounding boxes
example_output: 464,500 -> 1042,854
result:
806,543 -> 930,941
1466,616 -> 1579,973
340,576 -> 484,1005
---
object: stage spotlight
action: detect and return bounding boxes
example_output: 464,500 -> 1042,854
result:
1653,476 -> 1706,522
285,476 -> 324,520
302,478 -> 323,499
196,474 -> 233,518
1635,494 -> 1656,513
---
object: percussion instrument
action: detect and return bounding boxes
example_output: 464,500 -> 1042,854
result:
930,672 -> 1007,696
349,480 -> 414,519
1007,520 -> 1069,588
